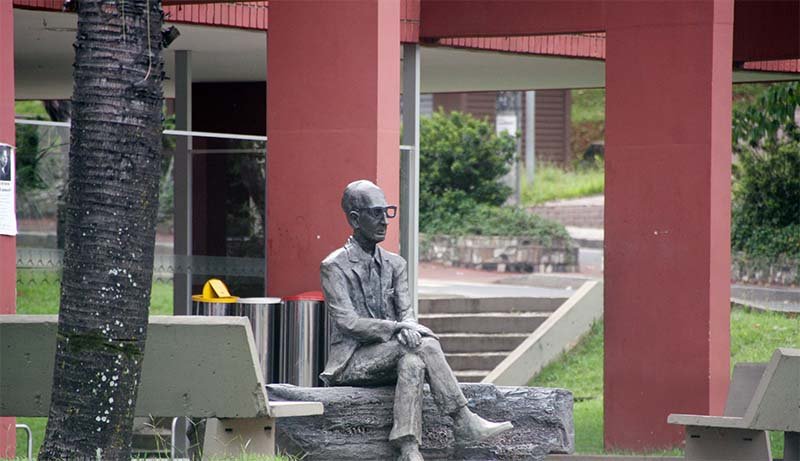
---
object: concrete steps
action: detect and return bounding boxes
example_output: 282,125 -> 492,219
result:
454,370 -> 489,383
419,297 -> 566,314
418,312 -> 549,334
444,352 -> 507,370
417,296 -> 569,382
438,333 -> 528,353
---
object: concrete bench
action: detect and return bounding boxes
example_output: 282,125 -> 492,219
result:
668,348 -> 800,461
0,315 -> 323,458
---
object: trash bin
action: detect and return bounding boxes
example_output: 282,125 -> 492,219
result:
235,297 -> 282,383
279,291 -> 327,387
191,278 -> 238,316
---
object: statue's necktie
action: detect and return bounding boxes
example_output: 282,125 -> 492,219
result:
369,260 -> 384,319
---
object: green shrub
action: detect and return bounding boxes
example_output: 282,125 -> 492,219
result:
420,110 -> 516,209
422,199 -> 570,245
732,143 -> 800,259
419,110 -> 569,243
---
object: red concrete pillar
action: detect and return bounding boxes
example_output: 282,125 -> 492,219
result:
267,0 -> 401,297
0,2 -> 16,457
604,1 -> 733,450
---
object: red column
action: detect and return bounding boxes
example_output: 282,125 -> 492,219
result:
267,0 -> 401,297
604,1 -> 732,450
0,2 -> 16,457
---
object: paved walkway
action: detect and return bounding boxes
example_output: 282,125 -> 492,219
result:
427,191 -> 800,311
418,262 -> 577,299
421,261 -> 800,312
528,194 -> 800,312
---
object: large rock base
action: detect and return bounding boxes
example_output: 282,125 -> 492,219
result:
267,383 -> 573,461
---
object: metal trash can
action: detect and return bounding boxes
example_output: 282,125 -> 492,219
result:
279,291 -> 327,387
234,297 -> 282,383
191,278 -> 238,316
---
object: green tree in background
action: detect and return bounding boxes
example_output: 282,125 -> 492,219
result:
733,82 -> 800,150
14,123 -> 47,193
731,82 -> 800,260
419,110 -> 516,230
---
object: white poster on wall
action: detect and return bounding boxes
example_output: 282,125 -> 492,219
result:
0,143 -> 17,236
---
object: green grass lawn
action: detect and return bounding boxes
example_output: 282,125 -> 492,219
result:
16,271 -> 173,316
521,164 -> 604,205
14,273 -> 172,458
530,306 -> 800,456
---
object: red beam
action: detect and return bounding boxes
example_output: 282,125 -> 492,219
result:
733,0 -> 800,61
420,0 -> 606,38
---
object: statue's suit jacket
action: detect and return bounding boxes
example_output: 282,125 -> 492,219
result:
319,237 -> 415,384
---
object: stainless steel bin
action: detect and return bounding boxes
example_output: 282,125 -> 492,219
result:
235,297 -> 282,383
279,291 -> 327,387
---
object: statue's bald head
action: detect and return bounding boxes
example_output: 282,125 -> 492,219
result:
341,180 -> 385,215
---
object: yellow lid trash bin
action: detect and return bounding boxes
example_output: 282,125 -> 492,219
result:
191,278 -> 239,316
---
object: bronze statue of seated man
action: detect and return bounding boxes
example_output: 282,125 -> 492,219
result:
320,180 -> 513,461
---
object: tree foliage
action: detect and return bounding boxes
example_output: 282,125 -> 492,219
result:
731,143 -> 800,259
418,110 -> 568,243
14,123 -> 47,192
731,82 -> 800,260
420,110 -> 516,211
733,82 -> 800,151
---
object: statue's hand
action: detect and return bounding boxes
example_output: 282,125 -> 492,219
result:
396,321 -> 440,340
398,328 -> 422,348
414,324 -> 439,340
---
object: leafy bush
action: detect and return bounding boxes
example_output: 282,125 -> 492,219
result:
733,82 -> 800,150
419,110 -> 569,243
731,143 -> 800,259
420,110 -> 516,210
423,201 -> 570,244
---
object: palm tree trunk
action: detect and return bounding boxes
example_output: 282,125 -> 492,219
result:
39,0 -> 163,459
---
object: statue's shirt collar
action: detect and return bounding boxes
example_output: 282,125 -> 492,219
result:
345,236 -> 383,267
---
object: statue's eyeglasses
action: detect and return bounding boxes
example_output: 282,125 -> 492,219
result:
359,206 -> 397,219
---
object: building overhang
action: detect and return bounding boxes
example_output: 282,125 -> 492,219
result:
13,8 -> 800,101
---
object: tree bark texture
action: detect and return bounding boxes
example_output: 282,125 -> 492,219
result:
39,1 -> 163,459
268,383 -> 574,461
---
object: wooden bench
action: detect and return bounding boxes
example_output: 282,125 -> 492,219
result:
668,348 -> 800,461
0,315 -> 323,458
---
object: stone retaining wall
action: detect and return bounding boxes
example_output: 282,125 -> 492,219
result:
731,253 -> 800,286
527,204 -> 604,228
421,234 -> 579,273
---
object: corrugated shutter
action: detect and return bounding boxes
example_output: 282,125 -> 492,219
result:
432,90 -> 572,167
531,90 -> 571,167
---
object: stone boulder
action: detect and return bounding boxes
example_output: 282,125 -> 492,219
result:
267,383 -> 573,461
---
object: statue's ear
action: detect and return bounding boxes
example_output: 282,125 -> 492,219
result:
347,210 -> 360,229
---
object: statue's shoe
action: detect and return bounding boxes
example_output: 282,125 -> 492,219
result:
397,446 -> 424,461
453,410 -> 514,443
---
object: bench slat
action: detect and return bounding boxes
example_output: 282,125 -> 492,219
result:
268,401 -> 324,418
667,414 -> 747,429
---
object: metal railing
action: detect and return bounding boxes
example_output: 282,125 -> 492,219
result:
15,423 -> 32,461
